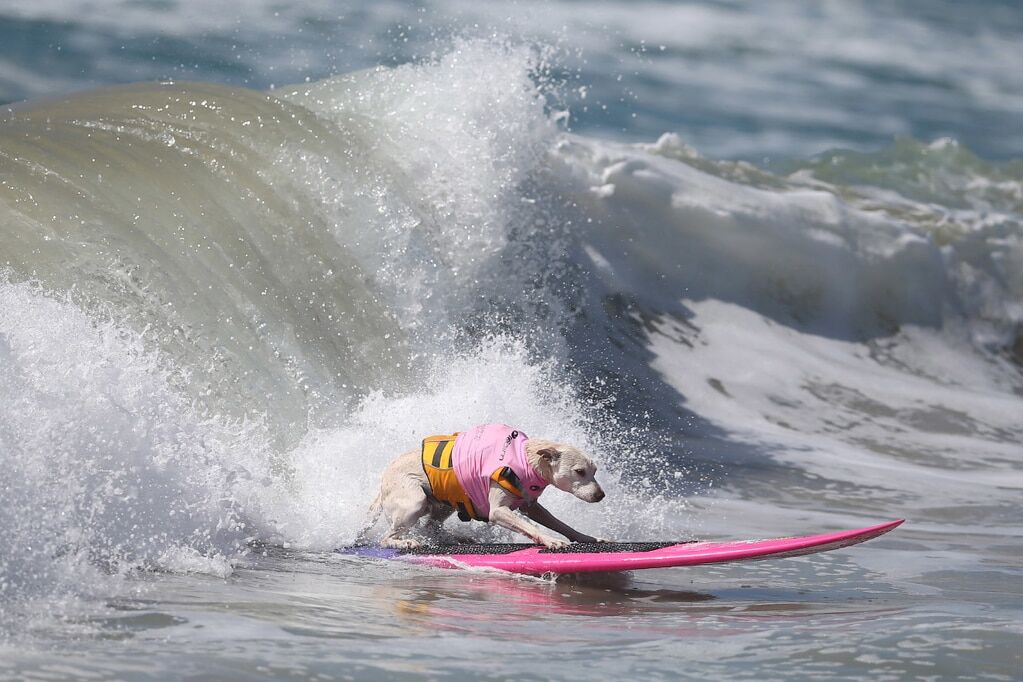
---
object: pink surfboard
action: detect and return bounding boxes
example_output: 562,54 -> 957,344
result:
343,519 -> 904,575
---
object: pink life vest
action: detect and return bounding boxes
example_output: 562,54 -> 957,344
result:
452,424 -> 548,520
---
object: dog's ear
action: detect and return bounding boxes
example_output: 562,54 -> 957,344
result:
537,447 -> 561,462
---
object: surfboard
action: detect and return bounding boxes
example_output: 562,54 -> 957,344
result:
341,519 -> 903,575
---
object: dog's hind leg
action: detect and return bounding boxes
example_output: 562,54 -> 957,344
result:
380,481 -> 430,550
422,504 -> 470,545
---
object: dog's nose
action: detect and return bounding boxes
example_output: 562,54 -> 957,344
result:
593,488 -> 605,502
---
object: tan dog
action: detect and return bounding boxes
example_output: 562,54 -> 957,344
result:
366,429 -> 605,550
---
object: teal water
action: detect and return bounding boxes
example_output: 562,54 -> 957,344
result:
3,0 -> 1023,159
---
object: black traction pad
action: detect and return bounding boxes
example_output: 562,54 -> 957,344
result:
397,541 -> 690,555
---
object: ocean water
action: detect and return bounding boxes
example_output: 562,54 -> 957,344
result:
1,2 -> 1021,680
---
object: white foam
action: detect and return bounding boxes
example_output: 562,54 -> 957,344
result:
0,280 -> 255,603
555,133 -> 1023,347
646,300 -> 1023,511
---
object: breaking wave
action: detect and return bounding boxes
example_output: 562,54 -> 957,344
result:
2,39 -> 1021,625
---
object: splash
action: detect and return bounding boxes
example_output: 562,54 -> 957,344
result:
0,280 -> 259,621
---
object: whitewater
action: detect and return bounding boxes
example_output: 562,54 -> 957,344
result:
1,24 -> 1022,682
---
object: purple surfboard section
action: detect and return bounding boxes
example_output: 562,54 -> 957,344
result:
340,519 -> 904,575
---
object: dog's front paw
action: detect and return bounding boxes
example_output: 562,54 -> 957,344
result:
539,536 -> 570,550
382,537 -> 421,550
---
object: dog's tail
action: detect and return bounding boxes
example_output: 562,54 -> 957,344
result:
353,491 -> 383,545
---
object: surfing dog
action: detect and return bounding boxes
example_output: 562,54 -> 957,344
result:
366,423 -> 605,549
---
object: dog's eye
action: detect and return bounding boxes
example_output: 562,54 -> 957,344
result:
573,468 -> 586,476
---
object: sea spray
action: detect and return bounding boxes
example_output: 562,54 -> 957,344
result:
0,280 -> 257,625
277,39 -> 561,335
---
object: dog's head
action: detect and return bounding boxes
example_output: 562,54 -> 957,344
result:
536,443 -> 605,503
